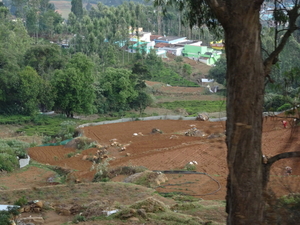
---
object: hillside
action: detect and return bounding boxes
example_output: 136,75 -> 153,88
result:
1,113 -> 300,224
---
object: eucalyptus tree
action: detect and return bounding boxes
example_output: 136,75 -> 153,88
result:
0,17 -> 33,114
71,0 -> 83,19
155,0 -> 300,224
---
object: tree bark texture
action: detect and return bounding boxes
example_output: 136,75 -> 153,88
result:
217,1 -> 265,224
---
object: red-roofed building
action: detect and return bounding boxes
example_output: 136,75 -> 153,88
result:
154,42 -> 170,48
150,35 -> 163,41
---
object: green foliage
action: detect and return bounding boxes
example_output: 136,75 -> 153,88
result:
175,56 -> 183,63
0,153 -> 19,172
71,0 -> 83,18
273,194 -> 300,224
184,163 -> 196,171
0,211 -> 11,225
151,69 -> 199,87
129,91 -> 153,115
58,121 -> 77,140
52,53 -> 96,117
264,94 -> 289,111
157,100 -> 226,116
183,63 -> 192,76
16,115 -> 78,137
24,44 -> 64,78
208,56 -> 226,85
277,103 -> 292,112
0,139 -> 29,159
0,206 -> 20,225
14,196 -> 28,207
92,158 -> 114,182
0,18 -> 33,115
99,67 -> 139,112
73,215 -> 87,223
17,66 -> 43,115
0,115 -> 32,124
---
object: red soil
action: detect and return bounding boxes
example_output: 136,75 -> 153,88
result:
24,116 -> 300,201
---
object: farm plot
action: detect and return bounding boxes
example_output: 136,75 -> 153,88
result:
2,115 -> 300,201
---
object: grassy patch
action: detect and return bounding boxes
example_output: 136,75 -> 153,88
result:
150,66 -> 200,87
157,100 -> 226,116
0,115 -> 32,125
15,115 -> 78,137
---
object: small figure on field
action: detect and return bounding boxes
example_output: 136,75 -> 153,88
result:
282,120 -> 287,129
284,166 -> 292,176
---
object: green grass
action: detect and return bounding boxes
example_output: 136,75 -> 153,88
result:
0,115 -> 32,124
150,68 -> 200,87
157,100 -> 226,116
15,115 -> 77,136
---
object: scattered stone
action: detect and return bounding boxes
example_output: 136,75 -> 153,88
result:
128,216 -> 140,221
18,216 -> 45,225
207,133 -> 225,139
130,197 -> 169,213
170,135 -> 178,139
151,128 -> 162,134
137,208 -> 147,219
185,127 -> 206,137
124,170 -> 168,188
196,113 -> 209,121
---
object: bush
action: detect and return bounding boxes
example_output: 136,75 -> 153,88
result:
277,103 -> 292,112
0,139 -> 29,159
73,214 -> 87,223
270,194 -> 300,224
0,206 -> 20,225
264,95 -> 287,111
184,163 -> 197,171
0,153 -> 19,172
14,196 -> 28,207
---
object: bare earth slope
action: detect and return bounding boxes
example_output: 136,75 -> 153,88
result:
2,116 -> 297,201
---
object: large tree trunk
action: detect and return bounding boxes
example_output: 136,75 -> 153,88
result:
224,4 -> 265,225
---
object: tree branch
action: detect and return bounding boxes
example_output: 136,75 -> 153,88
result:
263,5 -> 300,76
205,0 -> 229,23
263,151 -> 300,188
267,151 -> 300,166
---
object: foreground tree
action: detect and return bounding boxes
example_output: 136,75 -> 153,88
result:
155,0 -> 300,224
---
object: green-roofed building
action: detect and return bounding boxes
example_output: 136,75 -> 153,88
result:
182,45 -> 222,65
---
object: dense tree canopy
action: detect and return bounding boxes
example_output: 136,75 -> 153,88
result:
99,67 -> 139,112
52,53 -> 96,117
208,56 -> 226,85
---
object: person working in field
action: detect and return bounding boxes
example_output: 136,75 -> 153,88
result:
282,120 -> 287,129
285,166 -> 292,176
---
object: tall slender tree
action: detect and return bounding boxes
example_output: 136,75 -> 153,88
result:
71,0 -> 83,19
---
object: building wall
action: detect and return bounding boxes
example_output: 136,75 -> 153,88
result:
182,45 -> 221,65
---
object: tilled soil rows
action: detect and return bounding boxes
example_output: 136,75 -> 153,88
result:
24,117 -> 300,200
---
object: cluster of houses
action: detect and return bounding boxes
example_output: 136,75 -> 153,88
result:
127,27 -> 223,66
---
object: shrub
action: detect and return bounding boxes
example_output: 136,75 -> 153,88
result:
0,206 -> 20,225
0,139 -> 29,159
0,153 -> 19,172
14,196 -> 28,207
72,214 -> 87,223
184,163 -> 197,171
267,193 -> 300,224
277,103 -> 292,112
